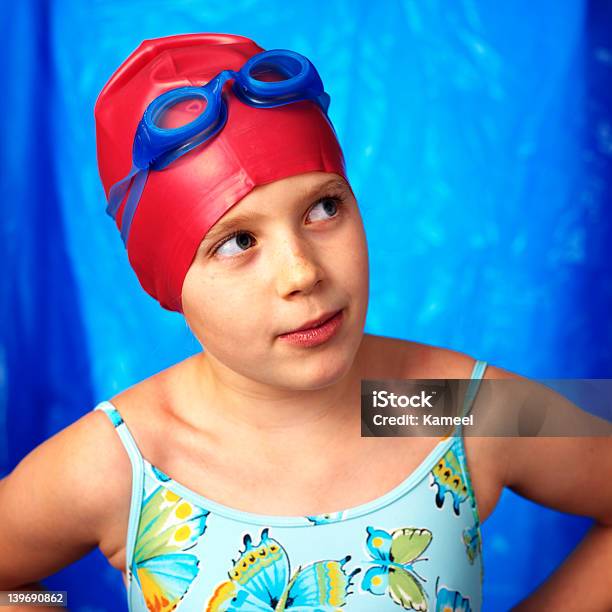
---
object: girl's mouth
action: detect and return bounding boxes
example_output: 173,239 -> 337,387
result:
277,309 -> 344,347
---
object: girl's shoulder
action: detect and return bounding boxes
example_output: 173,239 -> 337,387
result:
0,362 -> 187,581
360,333 -> 482,379
364,332 -> 520,382
0,393 -> 149,586
88,359 -> 190,572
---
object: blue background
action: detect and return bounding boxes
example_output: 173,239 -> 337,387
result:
1,0 -> 611,610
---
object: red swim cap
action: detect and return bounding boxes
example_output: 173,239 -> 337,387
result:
94,33 -> 349,313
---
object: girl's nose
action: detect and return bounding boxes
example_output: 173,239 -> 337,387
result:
274,243 -> 324,298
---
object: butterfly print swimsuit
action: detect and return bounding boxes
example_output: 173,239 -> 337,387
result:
94,360 -> 487,611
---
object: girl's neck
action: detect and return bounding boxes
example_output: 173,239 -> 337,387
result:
170,345 -> 367,450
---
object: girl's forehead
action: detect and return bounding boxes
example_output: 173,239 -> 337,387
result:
202,174 -> 351,239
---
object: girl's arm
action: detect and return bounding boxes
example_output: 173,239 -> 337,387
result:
486,366 -> 612,610
0,411 -> 124,592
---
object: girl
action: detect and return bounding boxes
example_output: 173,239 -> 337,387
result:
1,33 -> 610,612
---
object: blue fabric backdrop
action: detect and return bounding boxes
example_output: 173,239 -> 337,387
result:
1,0 -> 610,610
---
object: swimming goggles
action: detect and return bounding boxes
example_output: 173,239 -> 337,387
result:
106,48 -> 332,246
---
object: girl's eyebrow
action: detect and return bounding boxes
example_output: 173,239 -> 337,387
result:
203,212 -> 264,244
201,178 -> 349,245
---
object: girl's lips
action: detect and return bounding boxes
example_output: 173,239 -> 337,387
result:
278,309 -> 344,347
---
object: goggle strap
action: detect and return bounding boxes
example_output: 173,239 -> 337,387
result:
106,165 -> 139,219
120,168 -> 149,246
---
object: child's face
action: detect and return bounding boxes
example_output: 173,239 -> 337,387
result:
181,171 -> 369,390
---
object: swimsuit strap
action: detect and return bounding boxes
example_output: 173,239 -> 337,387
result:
453,359 -> 488,557
462,359 -> 488,419
94,401 -> 144,466
93,400 -> 144,577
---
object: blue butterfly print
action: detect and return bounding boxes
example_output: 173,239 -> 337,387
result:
305,511 -> 346,525
430,444 -> 469,516
462,524 -> 481,565
206,527 -> 360,611
151,463 -> 172,482
434,577 -> 472,612
133,484 -> 209,611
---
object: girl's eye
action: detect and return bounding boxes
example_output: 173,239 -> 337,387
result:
306,196 -> 341,223
213,231 -> 255,258
211,194 -> 344,258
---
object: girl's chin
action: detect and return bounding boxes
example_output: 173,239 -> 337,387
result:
280,352 -> 356,389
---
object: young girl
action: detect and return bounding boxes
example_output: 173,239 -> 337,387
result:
1,33 -> 610,612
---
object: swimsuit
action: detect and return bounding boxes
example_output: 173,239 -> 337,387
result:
94,360 -> 487,611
